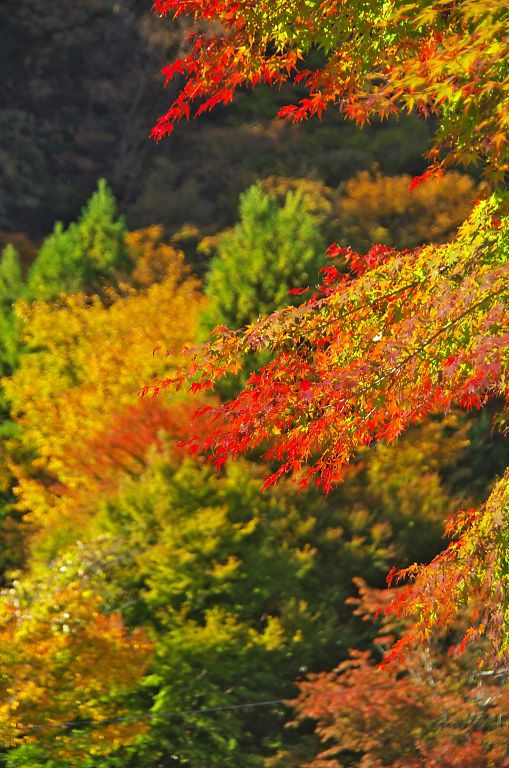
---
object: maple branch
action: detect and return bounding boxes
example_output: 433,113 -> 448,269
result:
374,283 -> 508,393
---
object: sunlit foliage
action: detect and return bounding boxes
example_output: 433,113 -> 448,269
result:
0,551 -> 151,765
4,243 -> 201,546
152,0 -> 509,179
274,580 -> 509,767
336,170 -> 478,252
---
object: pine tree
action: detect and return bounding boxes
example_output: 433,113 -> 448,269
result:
0,244 -> 24,377
201,183 -> 325,334
27,179 -> 130,300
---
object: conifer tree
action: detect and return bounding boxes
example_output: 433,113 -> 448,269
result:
27,179 -> 130,300
201,183 -> 325,334
0,244 -> 24,378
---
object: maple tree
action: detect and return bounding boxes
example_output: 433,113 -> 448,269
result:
152,0 -> 508,178
2,0 -> 509,761
148,0 -> 509,657
157,194 -> 509,650
272,580 -> 509,768
4,250 -> 476,764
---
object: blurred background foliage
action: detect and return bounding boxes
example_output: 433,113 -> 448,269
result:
0,2 -> 507,766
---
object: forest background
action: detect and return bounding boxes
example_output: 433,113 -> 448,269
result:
0,0 -> 508,766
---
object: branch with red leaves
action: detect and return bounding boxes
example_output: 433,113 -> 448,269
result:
144,192 -> 509,654
148,194 -> 508,494
152,0 -> 509,178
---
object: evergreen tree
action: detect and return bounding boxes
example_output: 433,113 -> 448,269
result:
0,244 -> 24,377
27,180 -> 130,300
0,245 -> 26,576
0,244 -> 23,304
201,183 -> 325,333
199,182 -> 327,397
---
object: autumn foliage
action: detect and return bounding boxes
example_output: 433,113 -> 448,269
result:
278,580 -> 509,768
0,557 -> 151,761
152,0 -> 508,178
161,193 -> 509,656
158,194 -> 508,486
147,0 -> 509,661
1,0 -> 509,764
335,170 -> 478,252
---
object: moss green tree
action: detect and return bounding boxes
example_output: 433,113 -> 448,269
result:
67,455 -> 394,768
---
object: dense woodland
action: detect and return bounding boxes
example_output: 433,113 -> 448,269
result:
0,0 -> 508,766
